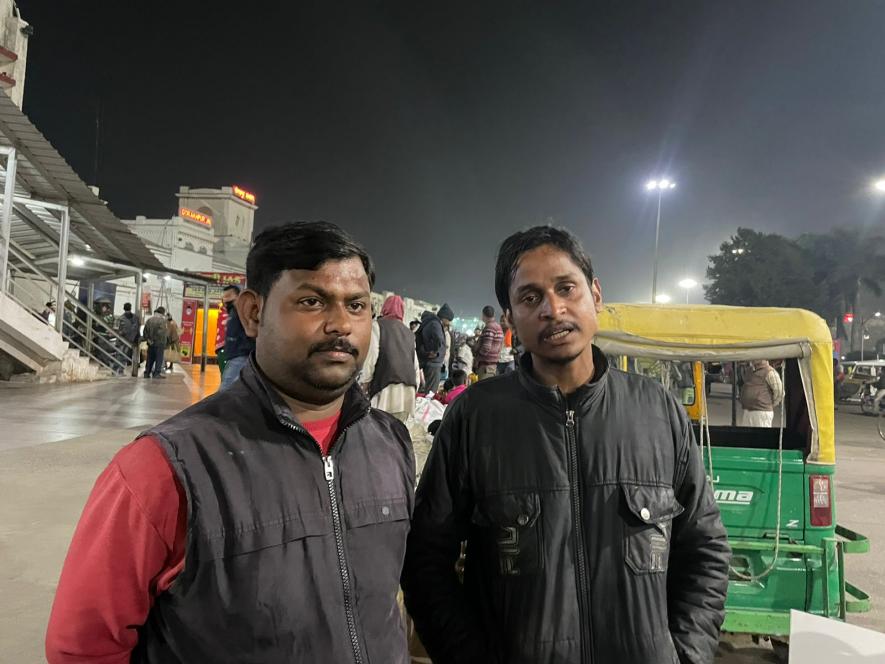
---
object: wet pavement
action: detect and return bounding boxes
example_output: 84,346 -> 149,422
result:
0,370 -> 882,662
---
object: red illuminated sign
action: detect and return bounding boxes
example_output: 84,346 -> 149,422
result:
179,207 -> 212,227
232,185 -> 256,204
843,313 -> 855,325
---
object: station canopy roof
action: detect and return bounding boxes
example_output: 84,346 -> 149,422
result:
0,91 -> 213,285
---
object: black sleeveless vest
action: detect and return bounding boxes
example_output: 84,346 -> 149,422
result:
132,358 -> 414,663
369,317 -> 418,398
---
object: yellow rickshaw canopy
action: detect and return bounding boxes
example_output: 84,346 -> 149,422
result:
596,304 -> 835,463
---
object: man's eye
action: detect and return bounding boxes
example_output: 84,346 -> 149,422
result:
558,284 -> 575,295
349,302 -> 367,312
300,298 -> 322,307
522,294 -> 539,305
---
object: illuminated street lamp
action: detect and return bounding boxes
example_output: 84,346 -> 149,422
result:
655,293 -> 672,304
645,178 -> 677,303
873,179 -> 885,192
678,277 -> 698,303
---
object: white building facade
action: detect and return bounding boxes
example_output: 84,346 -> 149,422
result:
0,1 -> 30,109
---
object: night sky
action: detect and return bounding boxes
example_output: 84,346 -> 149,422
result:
16,1 -> 885,315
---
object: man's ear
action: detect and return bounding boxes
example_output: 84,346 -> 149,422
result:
235,289 -> 262,339
503,309 -> 513,328
591,278 -> 604,313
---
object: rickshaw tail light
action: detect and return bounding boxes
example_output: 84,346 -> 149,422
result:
809,475 -> 832,527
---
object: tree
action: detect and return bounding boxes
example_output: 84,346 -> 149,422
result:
704,228 -> 821,310
799,227 -> 885,351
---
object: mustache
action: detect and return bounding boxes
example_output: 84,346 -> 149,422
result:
539,322 -> 578,340
309,338 -> 359,358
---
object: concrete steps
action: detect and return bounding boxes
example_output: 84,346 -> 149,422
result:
0,293 -> 114,383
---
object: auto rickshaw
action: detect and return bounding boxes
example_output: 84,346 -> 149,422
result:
597,303 -> 870,656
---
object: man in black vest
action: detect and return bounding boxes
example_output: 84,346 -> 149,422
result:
47,222 -> 415,663
361,294 -> 420,421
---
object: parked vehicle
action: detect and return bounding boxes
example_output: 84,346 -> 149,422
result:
597,304 -> 870,659
837,359 -> 885,404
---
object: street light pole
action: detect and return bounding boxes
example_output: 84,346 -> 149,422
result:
652,189 -> 662,303
646,178 -> 676,303
678,277 -> 698,304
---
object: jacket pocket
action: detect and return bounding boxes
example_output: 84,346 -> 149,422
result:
621,484 -> 684,575
343,495 -> 411,529
202,510 -> 332,560
471,491 -> 543,576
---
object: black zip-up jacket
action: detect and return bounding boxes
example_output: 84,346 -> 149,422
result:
134,357 -> 415,663
402,347 -> 730,664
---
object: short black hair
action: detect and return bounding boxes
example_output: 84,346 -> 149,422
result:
223,284 -> 241,294
442,378 -> 454,392
246,221 -> 375,298
123,303 -> 132,311
451,369 -> 468,386
482,305 -> 495,318
155,306 -> 166,315
494,225 -> 594,313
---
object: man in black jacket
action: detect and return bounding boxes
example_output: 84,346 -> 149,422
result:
402,225 -> 730,664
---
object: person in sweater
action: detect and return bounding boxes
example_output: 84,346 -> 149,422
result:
45,221 -> 415,664
361,294 -> 420,422
740,359 -> 784,427
473,305 -> 504,380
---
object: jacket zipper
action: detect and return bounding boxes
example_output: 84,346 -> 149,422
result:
284,411 -> 368,664
566,408 -> 594,663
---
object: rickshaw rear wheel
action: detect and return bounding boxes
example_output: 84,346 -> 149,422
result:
771,638 -> 789,663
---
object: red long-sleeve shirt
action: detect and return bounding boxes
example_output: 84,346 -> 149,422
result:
45,412 -> 341,663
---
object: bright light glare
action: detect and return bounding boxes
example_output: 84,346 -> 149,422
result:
163,275 -> 171,281
678,278 -> 698,290
646,178 -> 676,191
873,179 -> 885,192
876,311 -> 882,317
144,272 -> 152,278
69,256 -> 85,267
655,293 -> 672,304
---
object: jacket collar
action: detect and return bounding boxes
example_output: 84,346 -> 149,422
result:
517,344 -> 609,413
239,354 -> 371,435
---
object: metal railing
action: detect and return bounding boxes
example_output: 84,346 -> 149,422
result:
5,244 -> 136,374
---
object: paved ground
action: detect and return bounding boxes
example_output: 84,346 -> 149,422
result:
0,370 -> 882,663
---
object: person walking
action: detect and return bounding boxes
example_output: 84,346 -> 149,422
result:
402,225 -> 730,664
46,221 -> 415,664
740,360 -> 784,427
473,305 -> 504,380
361,294 -> 420,422
142,307 -> 168,379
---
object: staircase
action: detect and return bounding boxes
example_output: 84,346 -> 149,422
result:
0,244 -> 135,383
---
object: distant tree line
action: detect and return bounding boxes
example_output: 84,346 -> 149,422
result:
704,226 -> 885,350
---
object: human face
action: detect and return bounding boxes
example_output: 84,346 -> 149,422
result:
506,244 -> 602,366
222,289 -> 238,305
237,257 -> 372,406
